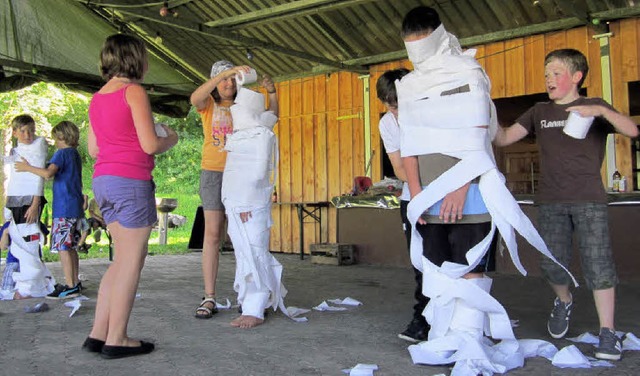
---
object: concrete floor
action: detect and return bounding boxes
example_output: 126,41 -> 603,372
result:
0,252 -> 639,376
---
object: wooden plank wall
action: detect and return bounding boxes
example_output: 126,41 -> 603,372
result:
268,20 -> 640,254
368,21 -> 638,183
266,72 -> 365,254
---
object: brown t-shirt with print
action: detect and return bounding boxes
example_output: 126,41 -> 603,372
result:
516,96 -> 616,204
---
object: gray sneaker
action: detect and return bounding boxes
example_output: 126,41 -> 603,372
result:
547,297 -> 572,339
595,328 -> 622,361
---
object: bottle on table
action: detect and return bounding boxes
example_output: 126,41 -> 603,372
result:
612,170 -> 622,192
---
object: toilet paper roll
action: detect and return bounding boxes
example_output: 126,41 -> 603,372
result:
236,68 -> 258,86
563,111 -> 594,139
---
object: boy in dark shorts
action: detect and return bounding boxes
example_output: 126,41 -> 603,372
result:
494,48 -> 639,360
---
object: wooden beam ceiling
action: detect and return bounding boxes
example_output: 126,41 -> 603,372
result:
109,8 -> 368,73
204,0 -> 378,29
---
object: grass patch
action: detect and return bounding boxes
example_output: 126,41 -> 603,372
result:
41,193 -> 202,262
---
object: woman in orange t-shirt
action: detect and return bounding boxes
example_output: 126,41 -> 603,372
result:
190,60 -> 278,319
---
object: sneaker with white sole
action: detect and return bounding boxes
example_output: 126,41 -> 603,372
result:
547,297 -> 572,339
595,327 -> 622,361
398,317 -> 429,343
46,284 -> 80,300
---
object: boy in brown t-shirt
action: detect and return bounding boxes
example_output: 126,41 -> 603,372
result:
494,48 -> 638,361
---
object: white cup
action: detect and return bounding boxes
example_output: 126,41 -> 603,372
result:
563,111 -> 594,139
235,68 -> 258,86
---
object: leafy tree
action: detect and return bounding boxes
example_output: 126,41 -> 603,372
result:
0,82 -> 203,196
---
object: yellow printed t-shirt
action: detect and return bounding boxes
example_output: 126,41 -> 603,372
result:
198,96 -> 234,171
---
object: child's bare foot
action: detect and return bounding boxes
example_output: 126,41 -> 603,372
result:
13,291 -> 32,300
230,316 -> 244,327
230,315 -> 264,329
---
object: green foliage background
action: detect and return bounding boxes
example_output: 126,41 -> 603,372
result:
0,83 -> 206,260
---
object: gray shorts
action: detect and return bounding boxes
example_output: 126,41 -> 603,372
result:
538,203 -> 617,290
199,170 -> 224,211
93,175 -> 157,229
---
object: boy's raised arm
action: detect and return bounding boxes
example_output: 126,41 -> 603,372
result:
493,123 -> 529,147
567,104 -> 639,139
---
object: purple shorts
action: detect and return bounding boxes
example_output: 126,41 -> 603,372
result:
92,175 -> 157,229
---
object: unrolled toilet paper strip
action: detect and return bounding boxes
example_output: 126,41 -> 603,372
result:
399,85 -> 576,286
221,116 -> 300,323
398,38 -> 577,375
8,221 -> 56,299
236,68 -> 258,86
342,364 -> 378,376
235,87 -> 265,110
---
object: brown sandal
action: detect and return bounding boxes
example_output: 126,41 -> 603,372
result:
195,297 -> 218,319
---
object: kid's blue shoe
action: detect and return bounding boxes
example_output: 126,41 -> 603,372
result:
46,284 -> 80,300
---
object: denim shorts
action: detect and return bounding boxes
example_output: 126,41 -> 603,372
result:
92,175 -> 157,229
538,203 -> 617,290
199,170 -> 224,211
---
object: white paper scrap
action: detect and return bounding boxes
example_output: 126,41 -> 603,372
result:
341,363 -> 378,376
566,332 -> 599,345
215,298 -> 231,310
623,332 -> 640,351
328,297 -> 362,306
551,345 -> 591,368
286,306 -> 310,323
518,339 -> 558,360
585,357 -> 614,368
313,301 -> 347,311
63,296 -> 89,318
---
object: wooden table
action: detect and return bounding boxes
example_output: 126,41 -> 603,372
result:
275,202 -> 330,259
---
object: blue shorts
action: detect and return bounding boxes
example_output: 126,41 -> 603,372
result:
92,175 -> 157,229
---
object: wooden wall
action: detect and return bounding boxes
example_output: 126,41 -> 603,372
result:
269,20 -> 640,255
267,73 -> 365,254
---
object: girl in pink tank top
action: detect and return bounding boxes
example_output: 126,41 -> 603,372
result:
84,34 -> 178,360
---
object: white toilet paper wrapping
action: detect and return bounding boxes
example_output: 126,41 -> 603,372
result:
227,206 -> 288,319
397,46 -> 574,285
222,107 -> 299,321
398,23 -> 575,375
3,221 -> 55,299
222,127 -> 277,208
5,136 -> 47,197
235,87 -> 265,112
231,88 -> 278,131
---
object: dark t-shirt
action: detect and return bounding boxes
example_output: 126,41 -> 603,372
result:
516,97 -> 616,204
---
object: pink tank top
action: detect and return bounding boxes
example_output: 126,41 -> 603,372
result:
88,85 -> 154,180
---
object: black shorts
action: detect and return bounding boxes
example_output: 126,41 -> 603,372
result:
417,222 -> 494,273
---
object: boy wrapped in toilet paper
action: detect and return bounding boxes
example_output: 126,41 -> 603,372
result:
2,136 -> 55,300
397,17 -> 575,375
222,86 -> 291,324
